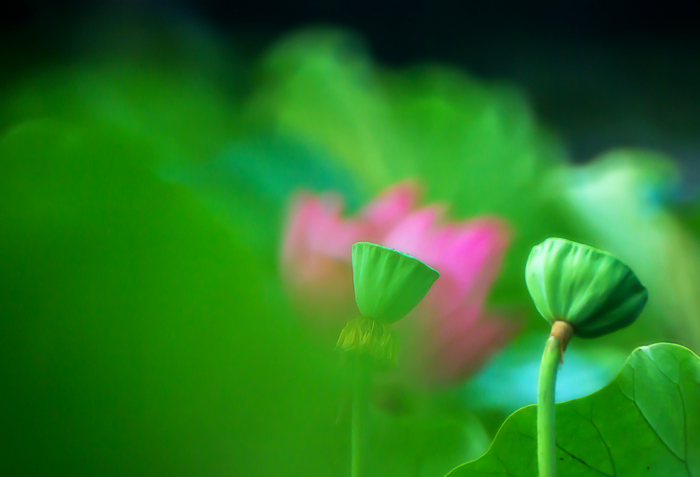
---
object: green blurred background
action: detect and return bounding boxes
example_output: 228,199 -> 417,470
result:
2,2 -> 699,476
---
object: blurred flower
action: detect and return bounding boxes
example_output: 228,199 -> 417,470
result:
281,183 -> 417,326
281,182 -> 517,386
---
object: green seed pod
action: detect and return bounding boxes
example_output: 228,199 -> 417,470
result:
525,238 -> 648,338
352,242 -> 439,323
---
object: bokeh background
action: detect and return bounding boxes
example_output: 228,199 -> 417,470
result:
2,1 -> 700,476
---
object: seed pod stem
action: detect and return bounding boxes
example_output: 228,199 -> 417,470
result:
351,355 -> 371,477
537,321 -> 572,477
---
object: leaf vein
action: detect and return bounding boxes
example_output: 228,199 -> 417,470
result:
589,418 -> 617,477
627,359 -> 689,468
555,444 -> 610,476
676,379 -> 692,476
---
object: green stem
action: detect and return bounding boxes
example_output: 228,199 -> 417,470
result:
351,355 -> 370,477
538,335 -> 562,477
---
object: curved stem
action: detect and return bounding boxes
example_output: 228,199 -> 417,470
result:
351,355 -> 370,477
538,335 -> 562,477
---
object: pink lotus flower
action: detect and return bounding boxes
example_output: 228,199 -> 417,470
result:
281,182 -> 518,386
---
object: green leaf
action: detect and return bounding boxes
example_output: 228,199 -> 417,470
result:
447,343 -> 700,477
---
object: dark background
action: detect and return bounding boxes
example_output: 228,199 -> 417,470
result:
2,3 -> 699,476
4,0 -> 699,173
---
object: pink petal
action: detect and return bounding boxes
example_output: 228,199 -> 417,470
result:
428,312 -> 519,385
428,301 -> 484,350
427,219 -> 511,315
310,212 -> 367,261
280,192 -> 324,271
283,191 -> 370,263
380,205 -> 446,262
279,191 -> 358,296
361,181 -> 421,236
280,192 -> 358,324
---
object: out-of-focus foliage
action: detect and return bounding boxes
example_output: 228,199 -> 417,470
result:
0,120 -> 349,475
2,9 -> 700,477
0,15 -> 351,476
242,29 -> 576,311
557,151 -> 700,352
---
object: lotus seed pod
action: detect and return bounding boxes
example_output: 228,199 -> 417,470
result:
352,242 -> 439,323
525,238 -> 648,338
